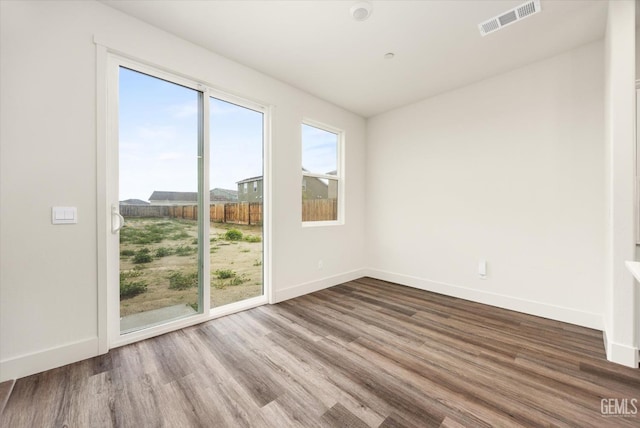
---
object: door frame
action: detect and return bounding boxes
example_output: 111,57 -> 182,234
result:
96,42 -> 272,353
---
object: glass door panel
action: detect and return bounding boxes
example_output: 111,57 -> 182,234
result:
209,97 -> 264,307
118,67 -> 202,333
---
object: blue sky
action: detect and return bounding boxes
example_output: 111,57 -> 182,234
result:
302,124 -> 337,175
119,67 -> 337,201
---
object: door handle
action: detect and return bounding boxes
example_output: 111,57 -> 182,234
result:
112,205 -> 125,233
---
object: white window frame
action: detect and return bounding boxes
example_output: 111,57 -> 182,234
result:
97,43 -> 272,352
301,119 -> 345,227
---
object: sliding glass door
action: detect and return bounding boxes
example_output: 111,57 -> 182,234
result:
209,98 -> 264,307
108,56 -> 267,342
117,67 -> 203,333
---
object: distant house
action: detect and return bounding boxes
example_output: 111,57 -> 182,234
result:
302,176 -> 329,200
324,171 -> 338,200
237,172 -> 332,202
148,189 -> 237,205
301,168 -> 337,200
119,198 -> 150,206
237,176 -> 263,203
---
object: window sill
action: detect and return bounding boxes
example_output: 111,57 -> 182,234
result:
302,220 -> 343,228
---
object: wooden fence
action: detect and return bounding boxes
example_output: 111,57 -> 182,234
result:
210,203 -> 262,225
120,203 -> 263,225
121,199 -> 336,224
302,199 -> 337,222
119,205 -> 169,218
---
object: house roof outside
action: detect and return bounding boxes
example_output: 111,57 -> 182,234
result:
149,191 -> 198,202
302,168 -> 336,176
120,198 -> 150,205
236,176 -> 263,185
149,189 -> 238,202
237,169 -> 335,186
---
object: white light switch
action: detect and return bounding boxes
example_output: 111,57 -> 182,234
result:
478,259 -> 487,279
52,207 -> 77,224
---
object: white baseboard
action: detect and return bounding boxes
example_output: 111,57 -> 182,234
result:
605,335 -> 640,368
274,269 -> 367,303
0,338 -> 99,383
364,268 -> 603,330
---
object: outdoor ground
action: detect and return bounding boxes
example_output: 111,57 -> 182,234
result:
119,217 -> 263,317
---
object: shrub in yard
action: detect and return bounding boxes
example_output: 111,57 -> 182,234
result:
120,269 -> 143,282
170,231 -> 190,240
132,248 -> 153,264
119,272 -> 147,299
168,271 -> 198,290
120,281 -> 147,299
224,229 -> 243,241
243,235 -> 261,243
212,280 -> 226,289
120,226 -> 164,245
154,247 -> 173,258
120,249 -> 135,257
174,245 -> 196,256
118,226 -> 137,243
138,233 -> 163,245
214,269 -> 236,279
253,259 -> 262,267
229,274 -> 249,286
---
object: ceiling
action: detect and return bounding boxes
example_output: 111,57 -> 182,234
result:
100,0 -> 608,118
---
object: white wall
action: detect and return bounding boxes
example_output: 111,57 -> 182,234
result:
636,9 -> 640,353
366,41 -> 606,329
0,0 -> 366,381
603,0 -> 637,367
636,23 -> 640,80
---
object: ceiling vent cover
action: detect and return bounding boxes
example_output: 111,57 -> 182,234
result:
479,0 -> 541,37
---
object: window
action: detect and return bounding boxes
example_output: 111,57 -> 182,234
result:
244,182 -> 248,193
301,122 -> 343,224
253,181 -> 258,192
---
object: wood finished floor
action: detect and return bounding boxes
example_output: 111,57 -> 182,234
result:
2,277 -> 640,427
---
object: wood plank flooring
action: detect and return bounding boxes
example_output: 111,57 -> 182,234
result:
0,380 -> 14,418
2,277 -> 640,427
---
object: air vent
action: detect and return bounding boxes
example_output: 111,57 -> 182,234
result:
478,0 -> 541,37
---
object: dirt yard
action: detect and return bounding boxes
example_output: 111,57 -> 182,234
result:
119,218 -> 263,317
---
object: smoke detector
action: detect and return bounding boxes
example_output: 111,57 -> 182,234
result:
350,1 -> 373,21
479,0 -> 541,36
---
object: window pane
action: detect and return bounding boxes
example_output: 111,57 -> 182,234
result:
118,67 -> 201,333
209,97 -> 264,308
302,177 -> 338,221
302,124 -> 338,175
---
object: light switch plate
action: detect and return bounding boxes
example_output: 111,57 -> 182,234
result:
52,207 -> 77,224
